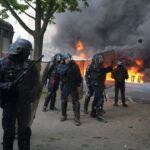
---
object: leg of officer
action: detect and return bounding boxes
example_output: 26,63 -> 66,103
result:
120,83 -> 127,107
43,92 -> 51,111
95,86 -> 104,117
43,79 -> 54,111
84,86 -> 93,114
2,102 -> 16,150
114,83 -> 119,106
60,85 -> 68,121
71,87 -> 81,126
49,82 -> 59,110
18,127 -> 31,150
91,85 -> 100,118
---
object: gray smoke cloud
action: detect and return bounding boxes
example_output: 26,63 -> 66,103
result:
51,0 -> 150,74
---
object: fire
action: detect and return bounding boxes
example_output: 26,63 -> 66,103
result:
76,59 -> 144,83
75,59 -> 91,76
75,41 -> 87,58
126,67 -> 144,83
79,52 -> 87,58
76,41 -> 84,51
135,59 -> 143,67
106,59 -> 144,84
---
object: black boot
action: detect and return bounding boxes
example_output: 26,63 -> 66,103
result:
83,95 -> 90,114
122,99 -> 128,107
18,128 -> 31,150
43,92 -> 51,112
3,133 -> 14,150
122,103 -> 128,107
60,101 -> 67,121
100,105 -> 106,114
91,103 -> 97,118
96,107 -> 103,117
49,93 -> 57,110
113,99 -> 118,106
74,101 -> 81,126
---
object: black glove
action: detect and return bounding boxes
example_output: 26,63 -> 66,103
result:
2,82 -> 13,90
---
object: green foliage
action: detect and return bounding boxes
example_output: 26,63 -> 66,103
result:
0,0 -> 89,20
0,8 -> 9,19
0,0 -> 89,58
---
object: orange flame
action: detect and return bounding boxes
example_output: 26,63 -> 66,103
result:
79,52 -> 87,58
76,41 -> 84,51
75,60 -> 91,76
126,67 -> 144,83
106,59 -> 144,84
135,59 -> 143,67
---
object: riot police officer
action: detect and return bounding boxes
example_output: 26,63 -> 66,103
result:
0,38 -> 32,150
86,54 -> 112,121
42,53 -> 62,112
58,53 -> 82,126
111,61 -> 129,107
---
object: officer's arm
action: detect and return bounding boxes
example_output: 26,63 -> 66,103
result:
104,66 -> 113,73
0,83 -> 12,89
124,68 -> 129,79
47,62 -> 55,78
111,70 -> 115,79
0,59 -> 12,89
85,65 -> 91,85
57,64 -> 68,75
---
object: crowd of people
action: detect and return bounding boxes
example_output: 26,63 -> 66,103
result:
0,38 -> 129,150
43,48 -> 129,124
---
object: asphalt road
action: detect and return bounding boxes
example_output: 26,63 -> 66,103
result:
0,86 -> 150,150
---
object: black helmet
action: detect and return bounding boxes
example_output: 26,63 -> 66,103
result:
54,53 -> 63,62
62,53 -> 72,59
8,38 -> 32,60
92,54 -> 104,65
8,38 -> 32,55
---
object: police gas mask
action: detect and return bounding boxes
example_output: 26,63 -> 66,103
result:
63,53 -> 72,64
54,53 -> 63,63
65,57 -> 71,64
92,54 -> 104,67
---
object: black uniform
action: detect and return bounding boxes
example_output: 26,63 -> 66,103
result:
112,65 -> 129,106
87,62 -> 112,118
0,58 -> 31,150
0,38 -> 32,150
58,60 -> 82,126
43,61 -> 60,111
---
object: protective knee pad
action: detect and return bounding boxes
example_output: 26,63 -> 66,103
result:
73,101 -> 80,112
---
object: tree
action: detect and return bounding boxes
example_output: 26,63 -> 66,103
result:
0,0 -> 88,59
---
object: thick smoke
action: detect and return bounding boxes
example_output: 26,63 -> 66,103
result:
51,0 -> 150,70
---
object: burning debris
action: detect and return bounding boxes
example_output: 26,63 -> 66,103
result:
75,40 -> 87,58
73,41 -> 145,84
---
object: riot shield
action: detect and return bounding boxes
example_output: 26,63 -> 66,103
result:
16,61 -> 49,134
